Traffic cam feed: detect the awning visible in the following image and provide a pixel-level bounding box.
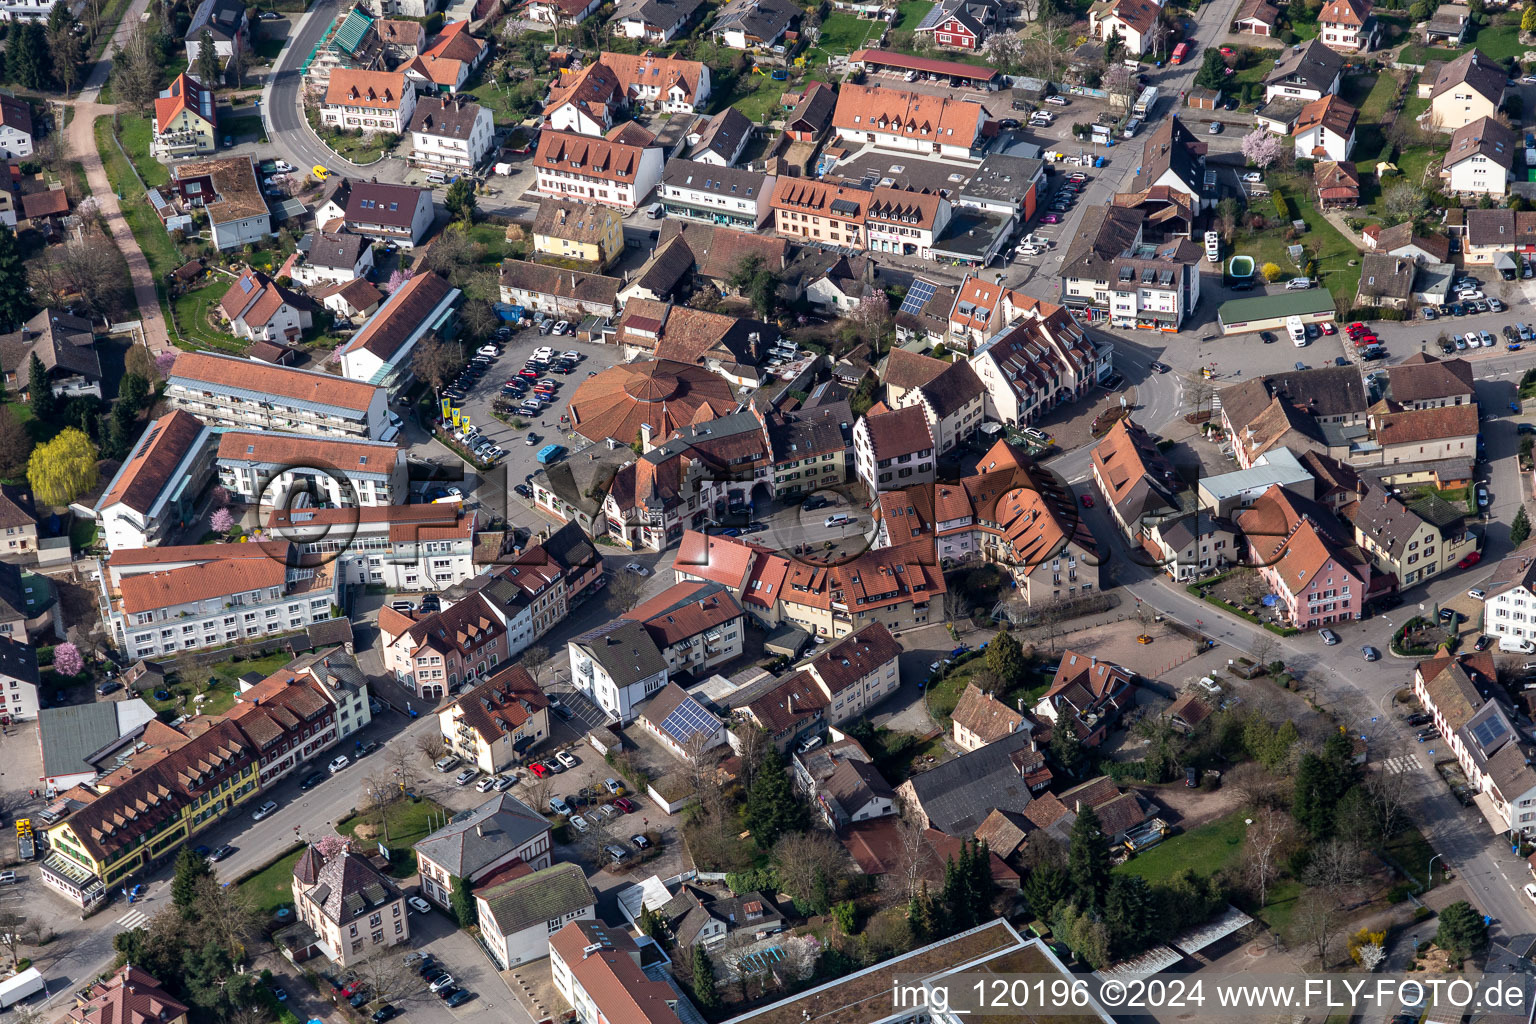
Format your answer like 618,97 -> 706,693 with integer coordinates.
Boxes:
1496,252 -> 1518,271
1473,790 -> 1510,834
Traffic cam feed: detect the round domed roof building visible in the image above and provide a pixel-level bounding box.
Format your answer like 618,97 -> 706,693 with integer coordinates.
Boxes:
567,359 -> 738,447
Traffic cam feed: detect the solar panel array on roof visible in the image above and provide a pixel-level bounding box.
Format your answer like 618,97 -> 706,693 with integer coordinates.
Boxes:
658,696 -> 717,745
333,8 -> 374,54
1471,714 -> 1509,749
900,278 -> 937,315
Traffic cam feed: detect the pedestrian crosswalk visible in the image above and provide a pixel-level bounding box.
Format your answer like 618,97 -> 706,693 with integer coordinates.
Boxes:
115,908 -> 149,932
1382,754 -> 1421,775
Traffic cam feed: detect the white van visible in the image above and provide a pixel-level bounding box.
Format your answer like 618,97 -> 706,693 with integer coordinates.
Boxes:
824,513 -> 851,528
1287,315 -> 1307,347
1204,230 -> 1220,263
1501,637 -> 1536,655
1122,118 -> 1142,138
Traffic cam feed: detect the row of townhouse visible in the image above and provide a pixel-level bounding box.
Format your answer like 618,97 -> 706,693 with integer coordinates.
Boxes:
40,643 -> 371,908
164,351 -> 393,441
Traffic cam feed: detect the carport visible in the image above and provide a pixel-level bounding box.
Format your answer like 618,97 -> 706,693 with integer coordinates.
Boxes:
847,47 -> 1002,90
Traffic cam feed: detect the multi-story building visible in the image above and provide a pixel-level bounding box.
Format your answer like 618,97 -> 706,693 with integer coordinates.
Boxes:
1293,94 -> 1357,161
292,845 -> 409,966
1087,0 -> 1160,55
150,73 -> 217,158
966,294 -> 1113,425
765,403 -> 852,499
0,486 -> 36,559
569,619 -> 668,724
0,635 -> 38,724
477,864 -> 596,970
532,129 -> 665,211
498,262 -> 620,320
1263,38 -> 1344,105
268,503 -> 477,591
218,268 -> 311,342
66,967 -> 189,1024
1426,49 -> 1507,132
408,94 -> 494,170
1090,417 -> 1188,546
293,231 -> 374,287
1480,552 -> 1536,647
775,539 -> 945,640
853,405 -> 935,495
185,0 -> 246,66
1236,485 -> 1367,628
1035,651 -> 1137,745
380,592 -> 508,700
94,410 -> 216,553
215,431 -> 406,508
949,682 -> 1028,752
1318,0 -> 1376,52
532,199 -> 625,268
551,921 -> 684,1024
1351,483 -> 1475,591
588,50 -> 710,111
414,793 -> 552,907
609,0 -> 704,42
166,351 -> 392,440
658,160 -> 775,229
321,69 -> 417,134
171,158 -> 272,250
466,546 -> 571,658
100,542 -> 342,659
1058,207 -> 1203,330
1441,115 -> 1516,197
224,653 -> 355,786
403,21 -> 488,94
438,665 -> 550,774
865,186 -> 951,259
770,177 -> 868,249
621,581 -> 745,676
1370,402 -> 1480,465
883,349 -> 986,454
802,621 -> 902,722
314,178 -> 436,248
831,84 -> 985,158
339,270 -> 460,400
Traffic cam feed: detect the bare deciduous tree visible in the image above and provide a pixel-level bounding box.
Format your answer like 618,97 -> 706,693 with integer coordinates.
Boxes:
193,875 -> 260,960
416,732 -> 447,761
1295,891 -> 1341,966
520,644 -> 551,686
1365,768 -> 1410,839
607,572 -> 647,615
772,831 -> 850,908
1303,838 -> 1366,908
0,911 -> 27,966
892,801 -> 930,903
1242,806 -> 1294,909
350,946 -> 419,1008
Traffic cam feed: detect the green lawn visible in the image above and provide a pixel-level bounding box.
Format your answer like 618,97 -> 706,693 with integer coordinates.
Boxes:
171,276 -> 249,355
69,518 -> 98,552
728,73 -> 796,123
222,114 -> 268,144
1114,812 -> 1247,884
237,845 -> 304,913
1236,174 -> 1362,308
894,0 -> 934,31
816,12 -> 881,53
203,651 -> 298,690
1356,73 -> 1398,124
254,35 -> 287,62
115,113 -> 170,189
338,797 -> 448,877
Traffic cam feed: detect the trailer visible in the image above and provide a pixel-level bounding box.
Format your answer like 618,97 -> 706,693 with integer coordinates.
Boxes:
15,819 -> 33,861
0,968 -> 45,1009
536,444 -> 566,465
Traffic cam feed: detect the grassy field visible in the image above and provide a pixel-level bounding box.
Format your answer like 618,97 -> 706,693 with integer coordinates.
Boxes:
1236,173 -> 1362,306
116,113 -> 171,189
817,12 -> 881,53
222,114 -> 268,144
238,845 -> 304,913
144,650 -> 294,716
895,0 -> 934,30
727,72 -> 796,123
339,797 -> 448,876
171,276 -> 248,355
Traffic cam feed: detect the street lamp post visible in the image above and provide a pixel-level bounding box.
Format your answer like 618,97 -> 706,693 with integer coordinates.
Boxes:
1428,852 -> 1444,890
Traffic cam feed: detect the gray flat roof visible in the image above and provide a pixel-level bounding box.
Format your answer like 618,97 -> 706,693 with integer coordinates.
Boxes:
833,153 -> 970,197
38,700 -> 156,779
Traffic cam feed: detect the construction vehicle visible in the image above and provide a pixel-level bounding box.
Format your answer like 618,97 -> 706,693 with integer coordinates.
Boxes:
15,819 -> 33,861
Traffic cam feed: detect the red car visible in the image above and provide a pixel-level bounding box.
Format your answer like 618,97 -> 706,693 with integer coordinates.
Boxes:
518,368 -> 540,378
1458,551 -> 1482,569
613,797 -> 636,814
341,983 -> 364,998
529,762 -> 550,778
1348,322 -> 1367,333
1354,335 -> 1379,347
1320,322 -> 1337,335
1080,494 -> 1094,508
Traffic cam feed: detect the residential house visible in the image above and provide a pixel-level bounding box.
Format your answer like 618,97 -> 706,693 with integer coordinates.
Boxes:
1355,253 -> 1416,311
595,51 -> 711,112
93,410 -> 216,553
853,404 -> 935,494
403,21 -> 488,94
1059,776 -> 1157,843
608,0 -> 705,43
0,635 -> 38,723
801,621 -> 903,722
65,968 -> 188,1024
499,262 -> 620,319
1370,402 -> 1480,464
710,0 -> 798,48
1035,649 -> 1137,745
315,179 -> 435,247
550,921 -> 686,1024
635,682 -> 727,761
476,863 -> 597,970
1364,221 -> 1451,264
527,0 -> 604,25
438,665 -> 551,774
532,129 -> 665,211
150,74 -> 216,159
1263,39 -> 1344,104
339,270 -> 460,400
1294,94 -> 1357,161
1318,0 -> 1376,52
895,730 -> 1037,835
99,542 -> 342,659
0,486 -> 37,559
1482,552 -> 1536,646
218,268 -> 311,343
1091,417 -> 1188,545
913,0 -> 998,50
770,177 -> 868,250
803,254 -> 881,312
1462,208 -> 1536,265
1426,49 -> 1507,132
1057,205 -> 1203,329
380,593 -> 508,700
171,157 -> 272,250
883,348 -> 986,454
831,85 -> 985,158
967,292 -> 1114,421
658,160 -> 774,229
0,308 -> 104,400
1125,116 -> 1212,211
765,403 -> 853,499
865,186 -> 952,260
1088,0 -> 1161,56
793,738 -> 899,830
654,882 -> 786,949
784,81 -> 837,142
291,845 -> 409,965
185,0 -> 246,66
543,61 -> 626,136
621,581 -> 745,678
743,671 -> 830,751
1442,115 -> 1516,196
294,231 -> 374,286
1351,483 -> 1475,590
321,69 -> 417,134
1385,352 -> 1476,409
1424,2 -> 1471,44
1236,484 -> 1368,627
1217,365 -> 1369,469
568,618 -> 668,724
1142,511 -> 1241,581
414,792 -> 553,907
686,106 -> 753,165
1231,0 -> 1280,35
1315,160 -> 1361,209
301,6 -> 387,95
950,682 -> 1028,752
532,199 -> 624,268
215,430 -> 406,508
0,96 -> 28,158
408,94 -> 494,170
166,351 -> 391,439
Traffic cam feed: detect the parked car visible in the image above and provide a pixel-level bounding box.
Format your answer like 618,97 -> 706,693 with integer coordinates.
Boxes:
556,750 -> 578,769
1457,551 -> 1482,568
328,754 -> 351,774
549,796 -> 572,815
407,896 -> 431,914
300,770 -> 325,790
570,815 -> 590,833
445,991 -> 474,1008
429,975 -> 456,994
455,768 -> 480,786
614,797 -> 637,813
1362,646 -> 1380,662
631,834 -> 652,850
434,755 -> 460,772
1320,629 -> 1341,645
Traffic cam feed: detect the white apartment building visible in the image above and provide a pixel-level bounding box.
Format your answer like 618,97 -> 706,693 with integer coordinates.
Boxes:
408,94 -> 494,171
93,410 -> 217,554
100,543 -> 343,659
568,619 -> 668,724
321,70 -> 417,134
657,159 -> 774,229
852,405 -> 935,496
532,131 -> 665,211
621,581 -> 745,676
215,431 -> 407,508
1481,552 -> 1536,646
805,621 -> 902,723
166,351 -> 392,440
267,504 -> 477,591
551,921 -> 684,1024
